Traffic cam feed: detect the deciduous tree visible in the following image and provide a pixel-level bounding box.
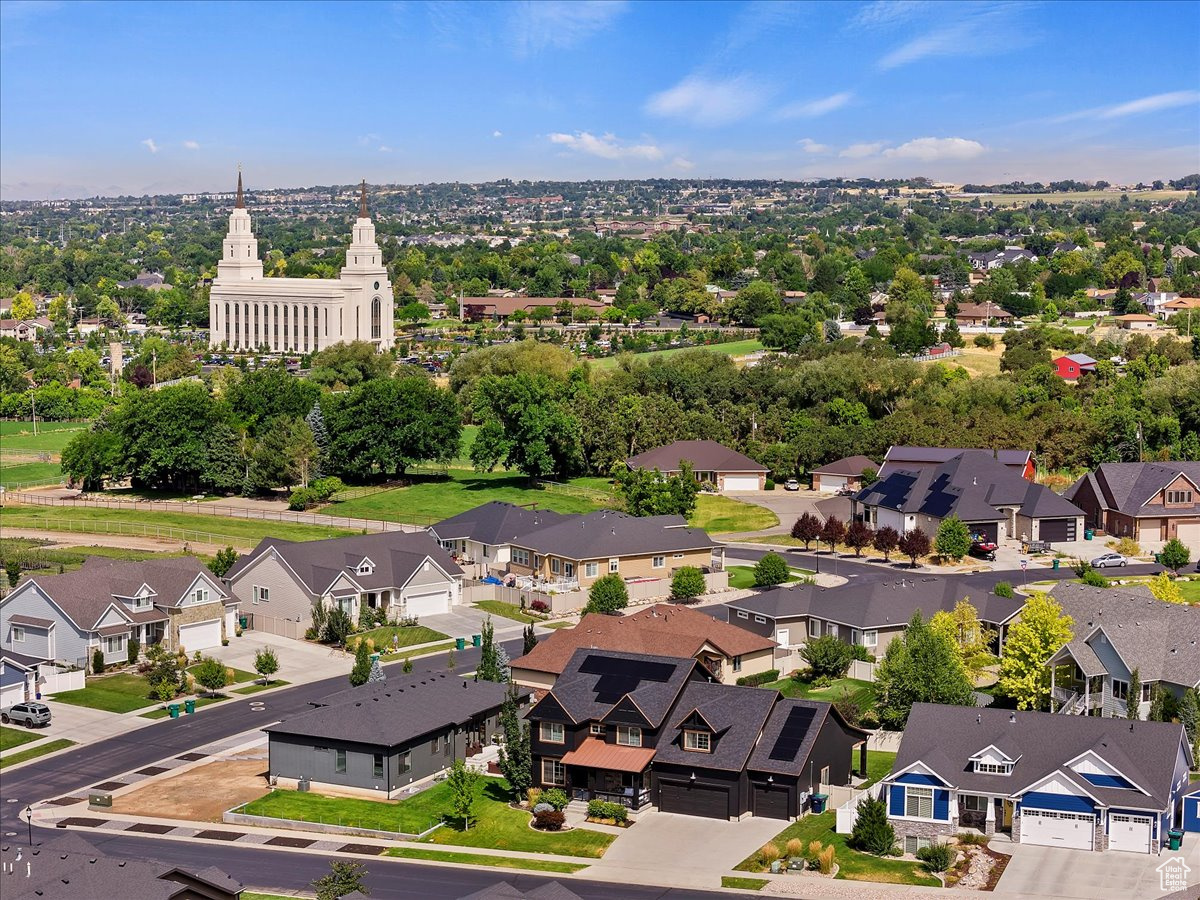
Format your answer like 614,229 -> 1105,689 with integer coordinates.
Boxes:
791,512 -> 821,550
997,592 -> 1073,710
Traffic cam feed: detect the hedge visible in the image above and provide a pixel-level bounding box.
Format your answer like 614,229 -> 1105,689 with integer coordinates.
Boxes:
735,668 -> 779,687
586,799 -> 628,822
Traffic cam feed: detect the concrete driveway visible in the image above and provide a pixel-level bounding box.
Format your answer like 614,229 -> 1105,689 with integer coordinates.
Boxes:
993,834 -> 1200,899
720,490 -> 823,538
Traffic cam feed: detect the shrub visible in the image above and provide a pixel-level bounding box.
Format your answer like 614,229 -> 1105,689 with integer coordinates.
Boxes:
934,515 -> 971,561
850,643 -> 872,662
585,573 -> 628,614
849,795 -> 895,855
956,832 -> 989,846
586,799 -> 628,822
973,334 -> 994,349
785,838 -> 805,859
670,566 -> 706,603
541,787 -> 569,811
532,802 -> 554,814
833,686 -> 862,726
753,552 -> 790,587
994,581 -> 1014,598
806,840 -> 823,869
1160,537 -> 1192,575
801,633 -> 853,678
764,479 -> 775,491
193,656 -> 231,696
1114,537 -> 1141,557
127,637 -> 140,666
735,668 -> 780,687
759,842 -> 781,867
858,709 -> 881,729
526,788 -> 542,808
92,648 -> 105,675
818,844 -> 836,875
529,599 -> 550,614
533,809 -> 565,831
1081,567 -> 1110,588
288,487 -> 318,511
917,842 -> 955,872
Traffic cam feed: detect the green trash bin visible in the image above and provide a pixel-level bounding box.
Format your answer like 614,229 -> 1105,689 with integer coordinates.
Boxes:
239,615 -> 248,629
472,634 -> 482,647
1052,558 -> 1060,570
455,637 -> 466,651
1167,829 -> 1183,851
184,699 -> 196,715
1084,529 -> 1094,540
811,793 -> 828,814
168,704 -> 180,719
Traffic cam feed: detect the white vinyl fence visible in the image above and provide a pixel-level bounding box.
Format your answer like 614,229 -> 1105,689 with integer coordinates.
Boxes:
38,664 -> 86,696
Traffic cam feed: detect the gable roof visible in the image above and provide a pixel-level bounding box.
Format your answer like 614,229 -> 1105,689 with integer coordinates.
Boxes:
226,530 -> 462,595
1065,462 -> 1200,518
512,604 -> 774,676
626,440 -> 767,474
878,445 -> 1032,478
748,698 -> 868,776
954,302 -> 1014,319
812,455 -> 878,477
512,509 -> 716,560
538,648 -> 698,728
654,681 -> 778,772
429,501 -> 569,545
890,703 -> 1189,812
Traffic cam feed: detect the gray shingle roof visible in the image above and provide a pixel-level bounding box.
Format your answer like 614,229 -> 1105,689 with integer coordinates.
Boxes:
626,440 -> 767,474
813,455 -> 878,477
880,446 -> 1032,477
513,510 -> 716,560
654,681 -> 778,772
544,649 -> 698,727
1066,462 -> 1200,518
457,882 -> 584,900
430,501 -> 569,545
748,698 -> 866,776
891,703 -> 1189,812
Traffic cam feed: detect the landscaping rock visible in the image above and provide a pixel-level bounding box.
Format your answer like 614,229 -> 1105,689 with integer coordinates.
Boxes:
951,845 -> 996,891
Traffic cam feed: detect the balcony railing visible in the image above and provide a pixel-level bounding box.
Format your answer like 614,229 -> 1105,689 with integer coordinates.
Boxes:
573,788 -> 650,810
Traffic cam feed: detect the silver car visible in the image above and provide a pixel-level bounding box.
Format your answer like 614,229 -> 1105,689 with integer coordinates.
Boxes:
1090,552 -> 1128,568
1,701 -> 52,728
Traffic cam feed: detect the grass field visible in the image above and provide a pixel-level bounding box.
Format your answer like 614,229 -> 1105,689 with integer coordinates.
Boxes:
0,738 -> 75,769
721,876 -> 768,890
589,339 -> 764,370
764,676 -> 877,713
727,565 -> 811,590
949,189 -> 1192,207
0,461 -> 62,488
380,640 -> 456,662
354,624 -> 449,651
0,725 -> 42,751
691,494 -> 778,533
51,672 -> 156,713
0,420 -> 89,450
0,538 -> 203,573
1177,579 -> 1200,603
244,783 -> 451,835
473,600 -> 539,624
141,695 -> 230,719
929,344 -> 1005,378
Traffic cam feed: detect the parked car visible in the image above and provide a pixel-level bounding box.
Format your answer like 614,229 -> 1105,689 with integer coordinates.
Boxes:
968,541 -> 998,561
784,478 -> 800,491
1,701 -> 52,728
1090,552 -> 1128,568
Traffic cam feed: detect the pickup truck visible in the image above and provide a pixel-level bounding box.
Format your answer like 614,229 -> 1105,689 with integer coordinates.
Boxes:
1,701 -> 52,728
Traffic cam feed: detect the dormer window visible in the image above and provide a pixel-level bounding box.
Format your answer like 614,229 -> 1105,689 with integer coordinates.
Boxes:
683,730 -> 711,753
974,761 -> 1012,775
357,559 -> 374,576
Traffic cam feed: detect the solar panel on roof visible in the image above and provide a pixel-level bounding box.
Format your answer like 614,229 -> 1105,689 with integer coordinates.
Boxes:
578,654 -> 678,704
769,705 -> 816,761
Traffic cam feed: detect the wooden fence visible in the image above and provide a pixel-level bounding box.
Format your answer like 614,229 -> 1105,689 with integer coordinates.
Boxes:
0,515 -> 262,549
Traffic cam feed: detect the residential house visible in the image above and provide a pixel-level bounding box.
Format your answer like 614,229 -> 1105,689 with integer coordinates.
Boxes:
1184,781 -> 1200,834
1047,582 -> 1200,717
626,439 -> 769,492
967,248 -> 1038,270
1064,462 -> 1200,550
0,317 -> 51,342
429,502 -> 568,575
529,649 -> 867,819
1135,291 -> 1180,317
812,456 -> 878,494
1115,314 -> 1157,330
116,271 -> 169,290
953,302 -> 1015,327
0,557 -> 235,669
510,603 -> 777,691
1053,353 -> 1098,381
458,882 -> 583,900
265,674 -> 527,799
725,576 -> 1023,661
0,650 -> 43,707
856,450 -> 1084,544
1051,241 -> 1083,255
878,446 -> 1036,481
224,531 -> 463,637
883,704 -> 1193,853
460,296 -> 606,323
1162,296 -> 1200,319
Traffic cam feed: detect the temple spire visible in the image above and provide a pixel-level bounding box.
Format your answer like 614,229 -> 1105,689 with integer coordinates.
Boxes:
359,179 -> 368,218
235,167 -> 244,209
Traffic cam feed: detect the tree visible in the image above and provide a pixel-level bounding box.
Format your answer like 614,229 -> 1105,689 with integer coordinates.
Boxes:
670,566 -> 706,603
254,646 -> 279,685
586,573 -> 629,614
399,301 -> 430,325
497,688 -> 532,799
322,606 -> 353,645
732,280 -> 781,325
934,516 -> 971,561
873,526 -> 900,562
1148,684 -> 1168,722
476,617 -> 503,682
1127,667 -> 1142,720
819,516 -> 846,553
849,794 -> 895,856
875,612 -> 975,729
305,400 -> 330,479
9,292 -> 36,321
522,623 -> 538,656
469,373 -> 582,480
1147,572 -> 1186,604
898,528 -> 931,568
1178,688 -> 1198,752
311,860 -> 370,900
801,634 -> 853,678
753,552 -> 790,587
845,520 -> 874,558
349,640 -> 371,686
791,512 -> 821,550
998,592 -> 1073,710
209,546 -> 239,578
5,559 -> 21,589
192,656 -> 230,697
930,600 -> 988,678
1159,538 -> 1191,575
612,461 -> 699,518
446,758 -> 482,830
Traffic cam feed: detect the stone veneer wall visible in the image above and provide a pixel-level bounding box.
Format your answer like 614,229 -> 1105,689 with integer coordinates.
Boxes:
169,602 -> 228,648
892,818 -> 957,845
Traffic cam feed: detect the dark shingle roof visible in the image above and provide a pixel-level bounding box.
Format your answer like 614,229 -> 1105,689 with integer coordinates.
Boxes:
543,649 -> 698,727
813,455 -> 878,477
430,501 -> 569,545
879,445 -> 1032,477
457,882 -> 584,900
748,699 -> 866,776
513,510 -> 716,560
626,440 -> 767,474
1066,462 -> 1200,517
654,681 -> 777,771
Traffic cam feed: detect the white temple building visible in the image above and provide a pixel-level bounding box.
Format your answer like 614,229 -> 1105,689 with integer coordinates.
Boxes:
208,175 -> 394,352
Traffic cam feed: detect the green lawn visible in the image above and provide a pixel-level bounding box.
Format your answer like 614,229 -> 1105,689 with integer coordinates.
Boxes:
185,663 -> 256,684
541,621 -> 574,630
0,420 -> 89,452
727,565 -> 811,590
380,640 -> 457,662
0,461 -> 62,488
764,676 -> 877,712
736,811 -> 939,886
473,600 -> 538,624
589,339 -> 765,370
862,750 -> 896,788
0,738 -> 75,769
52,672 -> 157,713
690,494 -> 777,534
141,694 -> 230,718
722,876 -> 768,891
354,624 -> 449,652
0,725 -> 42,751
423,778 -> 615,858
1176,579 -> 1200,603
386,846 -> 588,873
243,783 -> 453,835
233,679 -> 291,695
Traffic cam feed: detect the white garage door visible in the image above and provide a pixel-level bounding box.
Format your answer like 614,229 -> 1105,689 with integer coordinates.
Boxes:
1178,523 -> 1200,553
179,619 -> 222,653
0,680 -> 28,707
1021,809 -> 1095,850
1109,813 -> 1152,853
818,474 -> 848,493
405,590 -> 450,617
723,476 -> 760,492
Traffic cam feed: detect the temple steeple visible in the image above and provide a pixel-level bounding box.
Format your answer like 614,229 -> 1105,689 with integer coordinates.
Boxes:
236,168 -> 245,209
359,179 -> 368,218
216,167 -> 262,283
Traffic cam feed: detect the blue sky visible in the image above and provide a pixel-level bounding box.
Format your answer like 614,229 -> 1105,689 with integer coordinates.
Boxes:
2,0 -> 1198,199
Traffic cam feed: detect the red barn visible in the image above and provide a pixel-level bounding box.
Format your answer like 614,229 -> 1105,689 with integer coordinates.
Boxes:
1053,353 -> 1098,381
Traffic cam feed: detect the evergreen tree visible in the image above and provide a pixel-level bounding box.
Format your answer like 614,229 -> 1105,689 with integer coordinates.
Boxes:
312,861 -> 369,900
1179,688 -> 1199,748
1127,668 -> 1141,720
522,623 -> 538,656
849,795 -> 895,855
1148,684 -> 1166,722
349,640 -> 371,686
305,400 -> 329,479
497,688 -> 533,799
476,616 -> 503,682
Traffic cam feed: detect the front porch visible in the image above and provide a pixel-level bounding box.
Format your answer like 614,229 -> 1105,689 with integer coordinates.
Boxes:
558,738 -> 656,810
957,794 -> 1014,836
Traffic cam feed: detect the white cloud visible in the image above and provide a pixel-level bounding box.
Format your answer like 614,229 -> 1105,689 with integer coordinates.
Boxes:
141,138 -> 158,154
851,0 -> 930,28
798,138 -> 830,154
548,131 -> 663,161
839,142 -> 884,159
182,140 -> 199,150
378,145 -> 393,153
776,91 -> 853,119
882,136 -> 985,161
509,0 -> 627,57
875,2 -> 1035,70
357,133 -> 381,146
670,156 -> 695,171
1100,90 -> 1200,119
492,130 -> 503,138
645,74 -> 767,126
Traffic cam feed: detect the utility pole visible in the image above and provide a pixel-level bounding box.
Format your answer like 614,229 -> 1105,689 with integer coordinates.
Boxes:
152,351 -> 157,387
31,391 -> 37,435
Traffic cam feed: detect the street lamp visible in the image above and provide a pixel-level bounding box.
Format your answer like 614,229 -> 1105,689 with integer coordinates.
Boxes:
24,805 -> 32,847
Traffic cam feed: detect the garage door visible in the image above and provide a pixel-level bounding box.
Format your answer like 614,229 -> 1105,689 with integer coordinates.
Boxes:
818,474 -> 848,493
404,590 -> 450,617
968,522 -> 1000,544
179,619 -> 222,653
1039,518 -> 1077,543
753,784 -> 791,820
658,780 -> 729,819
1178,523 -> 1200,553
722,476 -> 761,492
1108,814 -> 1152,853
1021,809 -> 1095,850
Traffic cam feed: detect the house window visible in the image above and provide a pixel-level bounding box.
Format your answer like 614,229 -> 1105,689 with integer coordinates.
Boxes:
652,556 -> 665,569
551,558 -> 561,575
373,754 -> 385,778
542,758 -> 566,785
736,610 -> 748,619
904,836 -> 932,855
1166,490 -> 1193,504
192,588 -> 208,604
104,636 -> 124,654
398,751 -> 411,774
732,655 -> 742,673
808,619 -> 821,638
10,626 -> 24,643
540,722 -> 565,744
754,615 -> 766,624
827,623 -> 839,638
431,734 -> 441,753
1112,679 -> 1129,701
863,630 -> 878,648
335,749 -> 347,774
963,795 -> 988,812
616,726 -> 642,747
904,786 -> 933,819
584,562 -> 599,578
590,723 -> 605,736
444,733 -> 452,757
1141,682 -> 1152,703
683,730 -> 711,752
609,558 -> 619,573
512,549 -> 530,566
253,586 -> 268,604
974,762 -> 1012,775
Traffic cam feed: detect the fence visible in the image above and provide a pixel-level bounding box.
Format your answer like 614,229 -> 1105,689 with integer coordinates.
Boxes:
848,659 -> 878,682
462,570 -> 729,614
244,612 -> 306,641
911,349 -> 963,362
0,515 -> 262,549
37,663 -> 86,696
835,783 -> 880,834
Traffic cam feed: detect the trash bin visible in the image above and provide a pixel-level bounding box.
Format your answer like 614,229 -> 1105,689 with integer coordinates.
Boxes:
1167,829 -> 1183,851
239,615 -> 248,629
1052,559 -> 1060,570
472,634 -> 482,647
455,637 -> 466,651
1155,553 -> 1162,564
184,699 -> 196,714
1084,529 -> 1094,541
811,793 -> 828,814
168,704 -> 180,719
